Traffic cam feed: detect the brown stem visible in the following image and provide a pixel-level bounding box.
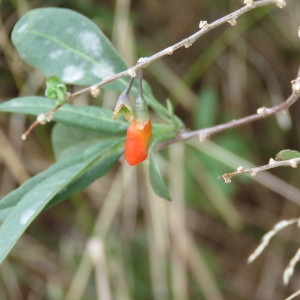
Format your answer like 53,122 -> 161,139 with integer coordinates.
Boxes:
158,90 -> 300,150
22,0 -> 286,139
219,157 -> 300,183
70,0 -> 283,99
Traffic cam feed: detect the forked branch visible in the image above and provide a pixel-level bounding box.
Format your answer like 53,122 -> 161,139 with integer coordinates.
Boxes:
23,0 -> 289,140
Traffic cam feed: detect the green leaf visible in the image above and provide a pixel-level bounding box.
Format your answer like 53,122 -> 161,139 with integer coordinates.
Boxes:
45,76 -> 68,105
51,123 -> 120,160
11,7 -> 184,126
0,96 -> 128,133
143,82 -> 184,128
0,138 -> 124,222
275,149 -> 300,161
194,86 -> 218,129
46,142 -> 123,209
12,7 -> 128,87
0,139 -> 122,263
148,140 -> 171,201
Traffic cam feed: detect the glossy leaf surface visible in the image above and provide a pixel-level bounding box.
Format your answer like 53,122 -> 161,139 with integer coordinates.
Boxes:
12,8 -> 127,87
0,139 -> 123,263
0,96 -> 128,133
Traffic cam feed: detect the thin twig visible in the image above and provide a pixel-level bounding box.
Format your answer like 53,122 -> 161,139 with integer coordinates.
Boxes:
283,247 -> 300,286
158,89 -> 300,150
219,157 -> 300,183
158,68 -> 300,178
70,0 -> 284,99
247,218 -> 299,264
285,289 -> 300,300
21,103 -> 64,140
22,0 -> 287,139
247,217 -> 300,288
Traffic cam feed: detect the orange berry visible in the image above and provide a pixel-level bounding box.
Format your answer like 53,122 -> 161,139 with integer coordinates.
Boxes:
125,120 -> 152,166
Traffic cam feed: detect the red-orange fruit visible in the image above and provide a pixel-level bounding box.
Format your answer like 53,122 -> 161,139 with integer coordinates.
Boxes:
125,120 -> 152,166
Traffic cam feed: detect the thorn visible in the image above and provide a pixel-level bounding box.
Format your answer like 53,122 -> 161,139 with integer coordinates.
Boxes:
199,20 -> 208,29
228,19 -> 237,26
37,114 -> 47,125
225,178 -> 231,183
137,57 -> 147,64
90,86 -> 101,98
244,0 -> 254,5
269,158 -> 276,164
290,159 -> 298,168
291,79 -> 300,94
237,166 -> 244,172
128,69 -> 136,78
257,106 -> 268,116
165,47 -> 174,55
276,0 -> 286,9
184,43 -> 193,48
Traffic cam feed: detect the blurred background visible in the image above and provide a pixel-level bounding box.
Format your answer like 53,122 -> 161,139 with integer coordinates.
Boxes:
0,0 -> 300,299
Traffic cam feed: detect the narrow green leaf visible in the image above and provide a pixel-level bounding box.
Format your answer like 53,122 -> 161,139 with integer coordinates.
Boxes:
46,146 -> 123,209
0,151 -> 82,221
194,86 -> 218,129
12,7 -> 127,88
275,149 -> 300,161
0,208 -> 11,223
143,82 -> 183,128
11,7 -> 184,126
0,163 -> 83,262
51,123 -> 120,160
0,96 -> 128,133
148,141 -> 171,201
0,139 -> 121,262
0,139 -> 123,222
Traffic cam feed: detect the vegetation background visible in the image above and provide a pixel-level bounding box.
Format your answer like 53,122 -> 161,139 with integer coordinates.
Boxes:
0,0 -> 300,299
